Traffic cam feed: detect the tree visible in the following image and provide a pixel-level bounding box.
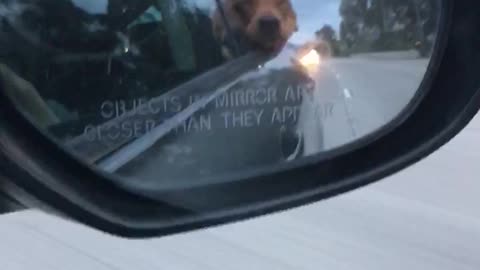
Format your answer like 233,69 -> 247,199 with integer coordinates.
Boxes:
315,25 -> 336,43
338,0 -> 368,51
315,25 -> 342,57
339,0 -> 439,54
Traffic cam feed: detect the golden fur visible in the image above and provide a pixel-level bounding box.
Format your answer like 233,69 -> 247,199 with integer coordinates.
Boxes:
212,0 -> 298,55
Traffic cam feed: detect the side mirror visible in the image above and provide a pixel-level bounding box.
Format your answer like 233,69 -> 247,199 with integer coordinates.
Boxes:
0,0 -> 478,238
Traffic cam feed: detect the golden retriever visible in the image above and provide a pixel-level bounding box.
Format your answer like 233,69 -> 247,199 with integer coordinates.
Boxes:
212,0 -> 298,58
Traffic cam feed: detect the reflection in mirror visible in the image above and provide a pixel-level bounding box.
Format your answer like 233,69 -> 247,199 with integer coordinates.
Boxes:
0,0 -> 441,190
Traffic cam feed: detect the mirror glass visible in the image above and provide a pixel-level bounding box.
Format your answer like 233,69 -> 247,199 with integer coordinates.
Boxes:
0,0 -> 441,190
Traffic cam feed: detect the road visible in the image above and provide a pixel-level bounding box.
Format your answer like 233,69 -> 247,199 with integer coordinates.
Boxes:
303,55 -> 428,152
1,55 -> 479,270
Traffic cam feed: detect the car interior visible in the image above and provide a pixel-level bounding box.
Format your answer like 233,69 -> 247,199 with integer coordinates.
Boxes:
1,0 -> 225,141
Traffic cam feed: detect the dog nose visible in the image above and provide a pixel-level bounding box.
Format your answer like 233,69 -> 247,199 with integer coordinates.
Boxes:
258,16 -> 280,34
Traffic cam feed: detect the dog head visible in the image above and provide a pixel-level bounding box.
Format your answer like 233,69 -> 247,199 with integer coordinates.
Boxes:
213,0 -> 298,53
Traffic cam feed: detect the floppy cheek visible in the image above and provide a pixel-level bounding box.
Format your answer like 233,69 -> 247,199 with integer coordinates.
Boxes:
280,16 -> 297,39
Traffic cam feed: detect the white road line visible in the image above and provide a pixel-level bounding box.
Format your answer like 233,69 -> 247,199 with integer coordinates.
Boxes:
343,88 -> 352,99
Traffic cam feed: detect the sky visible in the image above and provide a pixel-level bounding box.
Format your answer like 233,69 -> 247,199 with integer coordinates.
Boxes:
69,0 -> 343,44
289,0 -> 342,44
71,0 -> 108,14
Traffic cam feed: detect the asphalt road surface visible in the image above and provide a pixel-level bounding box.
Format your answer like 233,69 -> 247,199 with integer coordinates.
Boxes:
1,55 -> 479,270
307,55 -> 428,152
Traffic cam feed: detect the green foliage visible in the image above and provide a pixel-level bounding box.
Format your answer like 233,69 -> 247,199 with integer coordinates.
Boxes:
337,0 -> 439,56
